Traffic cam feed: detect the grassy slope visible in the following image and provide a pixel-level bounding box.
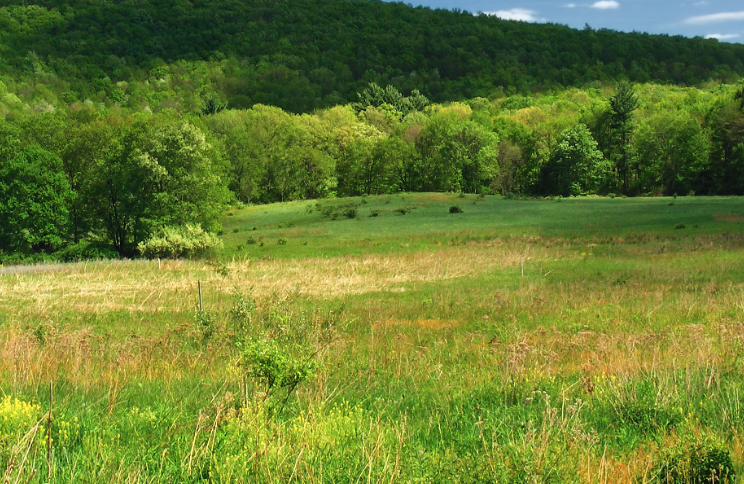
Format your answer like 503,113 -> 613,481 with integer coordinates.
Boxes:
1,194 -> 744,482
220,193 -> 744,259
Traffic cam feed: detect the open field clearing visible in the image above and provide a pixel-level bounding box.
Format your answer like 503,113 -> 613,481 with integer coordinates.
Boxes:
2,194 -> 744,483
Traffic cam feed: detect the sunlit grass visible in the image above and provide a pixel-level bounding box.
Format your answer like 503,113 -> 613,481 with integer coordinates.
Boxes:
1,194 -> 743,482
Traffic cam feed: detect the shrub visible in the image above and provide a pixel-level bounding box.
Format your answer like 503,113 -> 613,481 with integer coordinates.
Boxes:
54,241 -> 118,262
277,238 -> 288,245
246,236 -> 257,244
137,224 -> 223,259
195,310 -> 216,341
242,337 -> 318,405
343,208 -> 357,218
230,294 -> 256,338
652,431 -> 735,483
449,205 -> 464,213
675,223 -> 686,230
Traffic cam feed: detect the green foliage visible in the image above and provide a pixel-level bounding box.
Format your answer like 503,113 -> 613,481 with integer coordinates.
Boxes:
54,240 -> 119,262
542,124 -> 611,196
416,106 -> 499,193
352,83 -> 429,116
200,97 -> 227,116
652,431 -> 736,483
449,205 -> 463,213
195,310 -> 216,341
242,337 -> 318,397
633,111 -> 710,195
609,82 -> 640,192
137,224 -> 223,259
0,0 -> 742,113
0,146 -> 72,254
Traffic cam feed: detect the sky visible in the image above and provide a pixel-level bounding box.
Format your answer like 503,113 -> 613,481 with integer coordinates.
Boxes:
389,0 -> 744,43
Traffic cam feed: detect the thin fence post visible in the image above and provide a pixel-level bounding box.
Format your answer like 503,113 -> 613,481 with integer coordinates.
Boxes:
157,257 -> 161,270
520,258 -> 524,277
47,381 -> 53,480
198,280 -> 203,312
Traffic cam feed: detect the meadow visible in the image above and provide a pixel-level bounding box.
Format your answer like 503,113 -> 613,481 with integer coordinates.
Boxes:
2,193 -> 744,483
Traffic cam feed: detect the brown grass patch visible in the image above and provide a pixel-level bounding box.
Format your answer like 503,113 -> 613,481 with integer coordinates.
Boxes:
373,319 -> 463,330
0,247 -> 523,315
714,212 -> 744,222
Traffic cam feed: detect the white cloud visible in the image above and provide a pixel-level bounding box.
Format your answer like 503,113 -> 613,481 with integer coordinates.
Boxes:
693,1 -> 709,5
686,11 -> 744,24
591,1 -> 620,9
705,33 -> 741,39
565,3 -> 578,7
487,8 -> 540,21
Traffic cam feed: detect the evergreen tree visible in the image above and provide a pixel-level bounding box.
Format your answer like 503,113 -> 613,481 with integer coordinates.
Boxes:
609,82 -> 639,193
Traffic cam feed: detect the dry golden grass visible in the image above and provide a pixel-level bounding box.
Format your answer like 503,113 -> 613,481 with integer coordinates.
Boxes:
0,247 -> 527,316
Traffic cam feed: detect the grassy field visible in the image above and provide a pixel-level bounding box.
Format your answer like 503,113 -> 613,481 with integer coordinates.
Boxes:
2,193 -> 744,483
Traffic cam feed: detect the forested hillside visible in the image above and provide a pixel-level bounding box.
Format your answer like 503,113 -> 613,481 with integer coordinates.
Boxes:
0,0 -> 743,112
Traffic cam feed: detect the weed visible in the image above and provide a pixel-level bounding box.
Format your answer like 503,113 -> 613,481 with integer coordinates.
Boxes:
449,205 -> 464,213
212,262 -> 230,277
651,430 -> 735,483
195,310 -> 216,340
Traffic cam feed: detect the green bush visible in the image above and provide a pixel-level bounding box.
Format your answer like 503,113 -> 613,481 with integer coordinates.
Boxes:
652,432 -> 735,483
449,205 -> 464,213
137,224 -> 223,259
54,241 -> 118,262
242,337 -> 318,401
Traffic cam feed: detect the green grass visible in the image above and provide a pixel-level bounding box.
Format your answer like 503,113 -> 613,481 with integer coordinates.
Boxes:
1,194 -> 744,483
220,194 -> 744,259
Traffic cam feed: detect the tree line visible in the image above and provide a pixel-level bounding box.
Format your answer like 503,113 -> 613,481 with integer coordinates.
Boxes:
1,81 -> 743,260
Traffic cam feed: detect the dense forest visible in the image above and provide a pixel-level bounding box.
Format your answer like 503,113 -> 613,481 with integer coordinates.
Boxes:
0,0 -> 743,112
1,0 -> 744,261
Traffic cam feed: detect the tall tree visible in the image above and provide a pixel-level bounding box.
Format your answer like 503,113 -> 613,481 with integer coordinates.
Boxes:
0,146 -> 72,254
609,82 -> 639,193
541,124 -> 611,197
633,111 -> 710,195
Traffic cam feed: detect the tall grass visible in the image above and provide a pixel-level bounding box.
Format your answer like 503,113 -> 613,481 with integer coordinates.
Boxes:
1,194 -> 743,482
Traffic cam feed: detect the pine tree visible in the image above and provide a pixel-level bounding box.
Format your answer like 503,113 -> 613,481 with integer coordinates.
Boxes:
609,82 -> 639,194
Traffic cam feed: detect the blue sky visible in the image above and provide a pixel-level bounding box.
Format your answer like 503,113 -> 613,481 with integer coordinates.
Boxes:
391,0 -> 744,42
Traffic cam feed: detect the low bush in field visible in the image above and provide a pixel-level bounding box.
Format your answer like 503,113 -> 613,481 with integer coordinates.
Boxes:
137,224 -> 223,259
652,430 -> 735,483
54,241 -> 119,262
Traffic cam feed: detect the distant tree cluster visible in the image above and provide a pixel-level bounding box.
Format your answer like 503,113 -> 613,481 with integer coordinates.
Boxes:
0,110 -> 229,259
